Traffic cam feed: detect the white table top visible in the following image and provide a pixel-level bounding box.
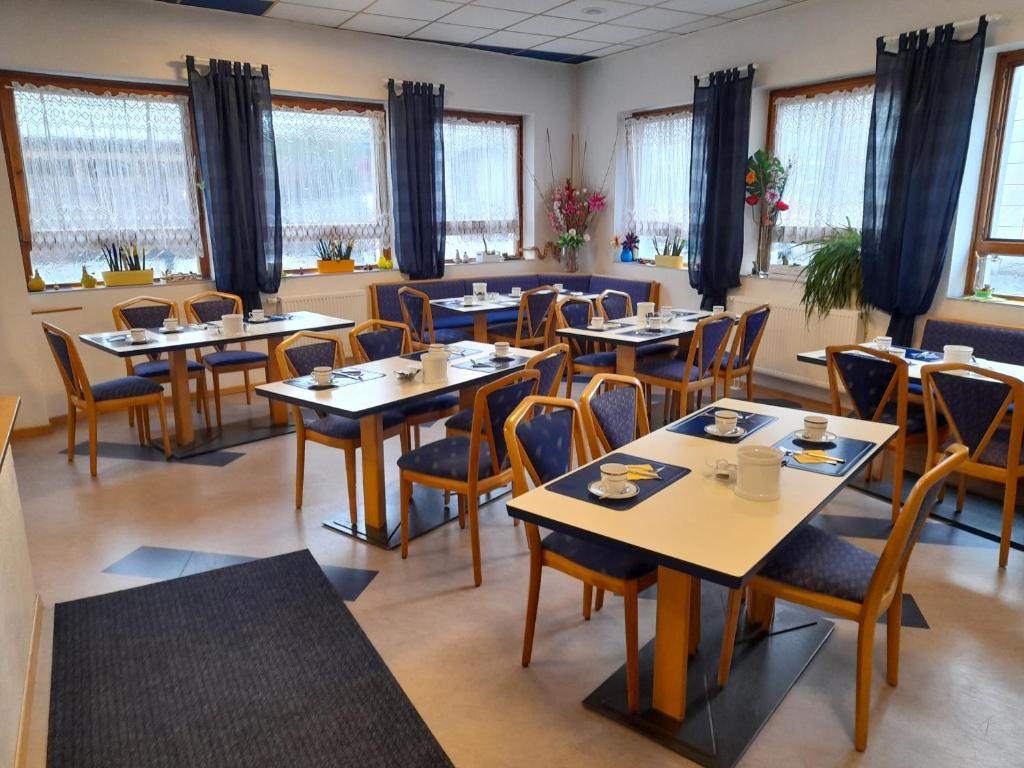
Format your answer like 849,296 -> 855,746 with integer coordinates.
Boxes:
256,340 -> 539,418
80,311 -> 353,358
798,346 -> 1024,385
505,398 -> 896,588
431,291 -> 599,315
556,310 -> 715,348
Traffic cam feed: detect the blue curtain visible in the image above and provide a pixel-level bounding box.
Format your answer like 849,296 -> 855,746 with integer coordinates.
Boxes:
688,66 -> 754,311
861,19 -> 987,345
187,57 -> 282,312
388,80 -> 446,280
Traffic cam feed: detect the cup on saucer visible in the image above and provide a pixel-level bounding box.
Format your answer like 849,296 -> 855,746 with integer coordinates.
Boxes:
591,317 -> 605,330
494,341 -> 511,358
715,410 -> 739,436
646,315 -> 664,331
250,309 -> 265,322
600,463 -> 629,495
944,344 -> 972,364
873,335 -> 892,351
511,286 -> 522,297
162,317 -> 179,332
712,305 -> 725,314
312,366 -> 333,386
803,414 -> 828,441
462,295 -> 476,306
130,328 -> 147,343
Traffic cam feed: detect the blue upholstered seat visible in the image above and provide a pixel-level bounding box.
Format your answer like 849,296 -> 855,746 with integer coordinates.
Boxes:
445,408 -> 475,432
203,349 -> 268,367
488,322 -> 520,338
634,357 -> 702,381
636,342 -> 677,358
306,410 -> 404,440
133,359 -> 203,377
396,437 -> 494,481
542,532 -> 657,580
401,393 -> 459,418
433,327 -> 473,344
574,350 -> 617,368
589,386 -> 639,449
759,524 -> 878,602
91,376 -> 164,402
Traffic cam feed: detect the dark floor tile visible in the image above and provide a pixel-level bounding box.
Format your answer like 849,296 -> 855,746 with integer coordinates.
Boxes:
180,551 -> 256,576
103,546 -> 193,580
878,593 -> 929,629
811,513 -> 995,548
62,441 -> 243,467
319,565 -> 378,601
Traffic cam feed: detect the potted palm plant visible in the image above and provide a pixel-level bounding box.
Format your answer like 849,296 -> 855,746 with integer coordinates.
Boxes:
101,240 -> 154,286
800,222 -> 873,333
315,237 -> 356,273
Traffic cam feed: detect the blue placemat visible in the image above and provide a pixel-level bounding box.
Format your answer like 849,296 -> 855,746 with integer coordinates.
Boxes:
668,407 -> 777,443
772,433 -> 877,477
285,369 -> 385,390
546,452 -> 690,511
401,346 -> 473,362
620,328 -> 666,338
453,355 -> 528,373
901,347 -> 943,362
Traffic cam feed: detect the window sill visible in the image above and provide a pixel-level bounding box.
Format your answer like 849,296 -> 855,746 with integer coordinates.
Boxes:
444,258 -> 534,268
26,277 -> 213,294
281,267 -> 396,279
948,293 -> 1024,309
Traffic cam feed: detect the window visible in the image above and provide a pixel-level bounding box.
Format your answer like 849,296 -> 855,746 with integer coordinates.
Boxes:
0,73 -> 206,285
969,49 -> 1024,298
767,76 -> 874,264
273,98 -> 389,270
623,106 -> 692,262
442,113 -> 521,262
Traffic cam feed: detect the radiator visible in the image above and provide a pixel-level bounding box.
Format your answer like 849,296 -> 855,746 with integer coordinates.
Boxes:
729,297 -> 863,387
272,290 -> 368,323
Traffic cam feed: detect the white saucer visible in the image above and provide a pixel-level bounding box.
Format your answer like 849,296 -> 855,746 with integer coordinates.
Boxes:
247,318 -> 271,324
588,480 -> 639,500
586,325 -> 608,331
705,424 -> 747,438
159,327 -> 184,334
491,354 -> 516,362
794,430 -> 837,444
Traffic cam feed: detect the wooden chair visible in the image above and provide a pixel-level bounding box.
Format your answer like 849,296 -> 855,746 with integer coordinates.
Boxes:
398,369 -> 540,586
556,296 -> 615,398
596,289 -> 676,360
921,363 -> 1024,568
112,296 -> 210,430
183,291 -> 269,428
398,285 -> 472,349
634,313 -> 733,421
276,331 -> 407,523
41,322 -> 170,476
717,445 -> 968,751
826,345 -> 933,521
579,373 -> 651,458
505,395 -> 658,714
488,286 -> 557,350
717,304 -> 770,400
349,319 -> 458,449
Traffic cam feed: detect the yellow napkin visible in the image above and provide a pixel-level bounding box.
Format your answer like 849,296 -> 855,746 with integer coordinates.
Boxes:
792,450 -> 839,465
626,463 -> 659,480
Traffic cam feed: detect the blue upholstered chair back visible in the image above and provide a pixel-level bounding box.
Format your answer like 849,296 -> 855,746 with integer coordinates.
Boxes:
357,328 -> 406,361
930,371 -> 1012,453
697,316 -> 733,376
189,298 -> 238,323
835,353 -> 898,421
400,290 -> 428,342
43,326 -> 85,399
733,306 -> 769,368
284,341 -> 339,376
119,304 -> 173,329
921,319 -> 1024,365
529,348 -> 567,398
589,386 -> 638,450
599,291 -> 631,320
484,377 -> 539,467
514,408 -> 575,484
524,290 -> 556,338
558,299 -> 591,329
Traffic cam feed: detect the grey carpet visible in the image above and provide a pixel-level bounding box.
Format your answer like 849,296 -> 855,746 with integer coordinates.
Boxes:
48,550 -> 452,768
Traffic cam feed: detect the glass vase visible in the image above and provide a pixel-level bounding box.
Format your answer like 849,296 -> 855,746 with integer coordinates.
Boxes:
755,224 -> 774,278
561,244 -> 579,273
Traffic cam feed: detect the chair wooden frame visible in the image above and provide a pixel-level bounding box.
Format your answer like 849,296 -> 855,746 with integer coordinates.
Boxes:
183,291 -> 270,427
488,286 -> 557,349
42,321 -> 170,476
556,296 -> 613,397
505,395 -> 657,714
921,362 -> 1024,568
717,445 -> 968,751
595,289 -> 633,321
717,304 -> 770,400
397,285 -> 444,350
579,373 -> 651,459
276,331 -> 407,524
400,369 -> 541,586
112,296 -> 210,430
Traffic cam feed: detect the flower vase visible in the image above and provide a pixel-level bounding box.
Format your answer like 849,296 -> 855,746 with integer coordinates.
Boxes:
562,244 -> 579,273
755,224 -> 774,278
619,246 -> 634,263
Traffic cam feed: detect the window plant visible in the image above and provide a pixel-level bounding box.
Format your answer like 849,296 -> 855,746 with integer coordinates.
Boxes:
315,237 -> 355,274
100,239 -> 154,286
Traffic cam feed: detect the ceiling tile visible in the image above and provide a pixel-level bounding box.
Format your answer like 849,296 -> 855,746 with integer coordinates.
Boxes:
280,0 -> 372,10
529,37 -> 605,55
362,0 -> 459,22
660,0 -> 756,13
671,15 -> 729,33
507,15 -> 594,36
723,0 -> 792,19
340,12 -> 427,34
442,5 -> 532,29
627,31 -> 678,46
546,1 -> 639,23
409,21 -> 490,43
471,0 -> 564,11
569,24 -> 647,44
473,30 -> 555,50
587,43 -> 632,57
615,7 -> 705,30
264,3 -> 353,25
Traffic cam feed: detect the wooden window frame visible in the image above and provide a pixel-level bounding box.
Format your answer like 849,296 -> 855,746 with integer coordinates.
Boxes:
629,104 -> 693,120
966,48 -> 1024,297
0,70 -> 212,285
765,74 -> 875,154
442,109 -> 524,254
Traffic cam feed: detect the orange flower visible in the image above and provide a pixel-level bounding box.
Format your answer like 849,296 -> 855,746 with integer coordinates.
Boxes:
745,170 -> 756,184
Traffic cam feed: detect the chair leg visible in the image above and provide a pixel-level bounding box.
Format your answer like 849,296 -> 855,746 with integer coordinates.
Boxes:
623,580 -> 640,715
400,476 -> 413,559
594,588 -> 605,612
999,480 -> 1017,569
746,372 -> 754,401
400,425 -> 411,455
583,583 -> 593,620
522,549 -> 542,667
891,444 -> 905,523
854,619 -> 877,752
295,437 -> 306,509
457,494 -> 466,529
156,400 -> 170,458
345,446 -> 358,526
886,593 -> 902,687
87,410 -> 98,477
199,377 -> 211,430
468,493 -> 482,587
128,405 -> 135,428
143,406 -> 152,444
66,405 -> 77,462
717,588 -> 743,687
956,475 -> 967,513
135,406 -> 146,445
212,373 -> 223,427
414,424 -> 421,449
243,369 -> 252,404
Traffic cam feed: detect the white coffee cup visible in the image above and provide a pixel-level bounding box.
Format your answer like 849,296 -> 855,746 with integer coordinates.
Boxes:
250,309 -> 265,322
873,335 -> 892,351
130,328 -> 147,343
312,366 -> 332,386
712,305 -> 725,314
944,344 -> 973,364
735,445 -> 783,501
715,409 -> 739,436
591,316 -> 605,330
462,295 -> 476,306
511,286 -> 522,297
646,315 -> 664,331
600,462 -> 629,495
494,341 -> 511,358
553,283 -> 564,293
636,301 -> 655,321
803,414 -> 828,441
162,317 -> 179,332
222,313 -> 244,336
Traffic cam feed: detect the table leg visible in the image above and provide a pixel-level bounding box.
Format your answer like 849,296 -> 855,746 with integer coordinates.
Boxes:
265,336 -> 289,426
616,346 -> 637,376
168,350 -> 195,447
473,314 -> 489,342
359,412 -> 386,529
459,385 -> 478,410
651,566 -> 692,721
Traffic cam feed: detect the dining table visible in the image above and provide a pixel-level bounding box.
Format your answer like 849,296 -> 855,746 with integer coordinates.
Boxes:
80,311 -> 354,458
431,290 -> 600,342
797,344 -> 1024,384
256,340 -> 538,548
505,397 -> 896,767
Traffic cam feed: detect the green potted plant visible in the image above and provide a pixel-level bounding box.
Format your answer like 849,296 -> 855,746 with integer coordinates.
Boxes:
101,240 -> 154,286
799,222 -> 873,330
653,232 -> 686,269
315,237 -> 355,273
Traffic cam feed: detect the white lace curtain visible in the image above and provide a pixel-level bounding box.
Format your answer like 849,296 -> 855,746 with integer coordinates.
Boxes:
443,117 -> 519,239
12,83 -> 202,258
772,85 -> 873,242
274,106 -> 390,259
624,110 -> 692,239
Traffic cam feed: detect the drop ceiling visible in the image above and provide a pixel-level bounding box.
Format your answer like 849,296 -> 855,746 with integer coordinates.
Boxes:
156,0 -> 807,64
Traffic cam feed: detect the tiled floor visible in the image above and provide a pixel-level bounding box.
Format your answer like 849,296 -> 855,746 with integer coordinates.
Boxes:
13,391 -> 1024,767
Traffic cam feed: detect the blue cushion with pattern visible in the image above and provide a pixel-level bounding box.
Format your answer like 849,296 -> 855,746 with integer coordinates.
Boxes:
514,408 -> 574,482
921,319 -> 1024,365
488,322 -> 521,339
190,299 -> 238,323
943,427 -> 1021,468
559,301 -> 591,329
636,342 -> 677,358
574,350 -> 617,368
445,408 -> 475,432
397,436 -> 495,481
119,304 -> 173,329
203,349 -> 268,367
401,393 -> 459,419
635,357 -> 702,382
283,342 -> 337,376
532,350 -> 567,396
376,280 -> 465,323
432,327 -> 473,344
542,532 -> 657,580
598,292 -> 631,320
133,359 -> 203,378
589,275 -> 654,309
758,524 -> 878,602
589,386 -> 639,449
91,376 -> 164,402
357,328 -> 406,361
726,307 -> 769,369
306,410 -> 404,440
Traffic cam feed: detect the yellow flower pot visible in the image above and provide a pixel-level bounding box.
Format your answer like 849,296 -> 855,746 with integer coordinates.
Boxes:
317,259 -> 355,274
101,269 -> 154,286
655,254 -> 686,270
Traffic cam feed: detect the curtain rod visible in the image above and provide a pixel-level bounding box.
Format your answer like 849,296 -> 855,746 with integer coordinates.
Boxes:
880,13 -> 1000,44
694,63 -> 758,83
180,55 -> 273,73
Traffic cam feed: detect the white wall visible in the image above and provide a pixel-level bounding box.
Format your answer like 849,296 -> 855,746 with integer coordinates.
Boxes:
0,0 -> 578,427
576,0 -> 1024,341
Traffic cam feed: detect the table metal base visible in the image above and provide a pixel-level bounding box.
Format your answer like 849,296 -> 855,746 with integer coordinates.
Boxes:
583,582 -> 833,768
157,415 -> 295,460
